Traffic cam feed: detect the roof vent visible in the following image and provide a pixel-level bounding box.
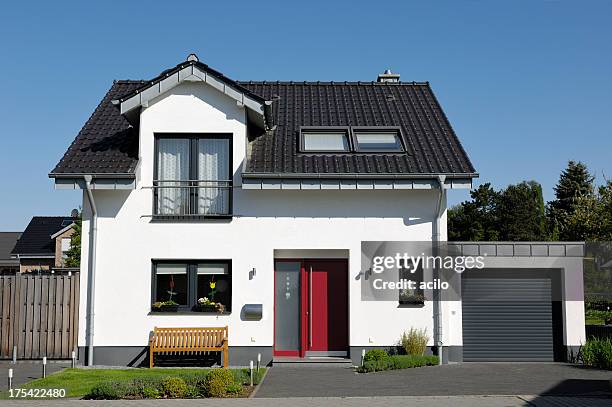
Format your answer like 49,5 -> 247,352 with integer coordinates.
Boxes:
187,53 -> 199,62
377,69 -> 400,83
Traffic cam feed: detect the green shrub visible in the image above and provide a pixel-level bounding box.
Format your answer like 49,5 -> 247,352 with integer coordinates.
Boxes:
390,354 -> 438,369
204,369 -> 236,397
141,386 -> 160,399
400,328 -> 429,356
358,354 -> 438,373
581,338 -> 612,370
86,381 -> 127,400
161,377 -> 188,398
226,382 -> 243,394
184,385 -> 201,398
363,349 -> 390,363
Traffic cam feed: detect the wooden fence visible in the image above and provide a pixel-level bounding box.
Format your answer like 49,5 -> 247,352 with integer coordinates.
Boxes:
0,273 -> 79,359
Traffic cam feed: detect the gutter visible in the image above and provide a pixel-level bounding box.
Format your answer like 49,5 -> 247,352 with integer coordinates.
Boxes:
83,175 -> 98,366
241,172 -> 479,180
433,175 -> 446,365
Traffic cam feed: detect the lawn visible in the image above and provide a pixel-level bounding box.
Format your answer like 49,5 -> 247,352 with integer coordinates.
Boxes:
2,367 -> 266,399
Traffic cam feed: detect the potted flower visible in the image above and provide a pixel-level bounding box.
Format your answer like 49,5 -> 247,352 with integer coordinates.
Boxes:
194,280 -> 225,313
195,297 -> 218,312
399,291 -> 425,305
152,276 -> 180,312
152,300 -> 179,312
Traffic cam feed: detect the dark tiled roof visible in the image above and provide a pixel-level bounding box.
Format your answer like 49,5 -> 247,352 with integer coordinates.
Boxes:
50,81 -> 143,175
11,217 -> 76,256
115,60 -> 266,106
0,232 -> 21,265
239,81 -> 475,176
51,64 -> 476,178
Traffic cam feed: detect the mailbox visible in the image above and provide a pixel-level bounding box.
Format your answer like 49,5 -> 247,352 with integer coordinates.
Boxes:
242,304 -> 263,321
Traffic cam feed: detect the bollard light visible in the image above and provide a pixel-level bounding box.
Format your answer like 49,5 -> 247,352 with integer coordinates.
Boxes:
361,349 -> 366,366
8,368 -> 13,390
249,360 -> 254,386
71,351 -> 76,368
257,353 -> 261,372
42,356 -> 47,378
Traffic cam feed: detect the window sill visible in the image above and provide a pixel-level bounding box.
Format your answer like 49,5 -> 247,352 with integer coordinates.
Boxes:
148,311 -> 231,316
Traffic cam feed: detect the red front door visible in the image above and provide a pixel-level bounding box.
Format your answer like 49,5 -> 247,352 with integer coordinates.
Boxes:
274,259 -> 348,357
303,260 -> 349,355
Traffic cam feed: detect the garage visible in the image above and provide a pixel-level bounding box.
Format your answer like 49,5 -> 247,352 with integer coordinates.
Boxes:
462,269 -> 561,362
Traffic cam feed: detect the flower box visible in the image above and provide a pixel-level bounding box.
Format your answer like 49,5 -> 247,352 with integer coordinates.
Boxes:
151,303 -> 179,312
195,304 -> 218,313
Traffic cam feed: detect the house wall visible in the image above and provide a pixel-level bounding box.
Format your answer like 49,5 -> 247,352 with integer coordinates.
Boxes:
19,258 -> 54,273
54,228 -> 75,268
77,82 -> 447,365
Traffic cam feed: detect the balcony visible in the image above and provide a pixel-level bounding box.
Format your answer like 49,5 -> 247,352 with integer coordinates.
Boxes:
152,180 -> 232,219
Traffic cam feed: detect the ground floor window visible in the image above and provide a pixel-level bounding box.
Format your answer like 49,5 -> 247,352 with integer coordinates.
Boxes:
152,260 -> 231,312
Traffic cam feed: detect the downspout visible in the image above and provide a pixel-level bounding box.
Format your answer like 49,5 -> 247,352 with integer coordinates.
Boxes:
83,175 -> 98,366
433,175 -> 446,365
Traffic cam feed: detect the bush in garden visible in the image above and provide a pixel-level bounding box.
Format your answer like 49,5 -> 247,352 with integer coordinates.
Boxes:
141,386 -> 160,399
581,338 -> 612,370
86,381 -> 127,399
358,354 -> 439,373
363,349 -> 390,363
226,382 -> 243,394
161,377 -> 188,398
401,328 -> 429,356
203,368 -> 236,397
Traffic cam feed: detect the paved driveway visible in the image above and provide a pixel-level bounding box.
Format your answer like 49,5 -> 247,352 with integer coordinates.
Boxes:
255,363 -> 612,398
0,361 -> 71,390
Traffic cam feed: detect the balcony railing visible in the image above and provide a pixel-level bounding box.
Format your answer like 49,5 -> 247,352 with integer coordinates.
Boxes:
153,180 -> 232,217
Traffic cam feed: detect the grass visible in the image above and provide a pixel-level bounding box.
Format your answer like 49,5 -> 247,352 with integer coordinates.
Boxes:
585,309 -> 612,325
1,367 -> 266,399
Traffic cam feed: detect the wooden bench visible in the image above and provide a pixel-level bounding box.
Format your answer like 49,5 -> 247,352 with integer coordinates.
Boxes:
149,326 -> 228,368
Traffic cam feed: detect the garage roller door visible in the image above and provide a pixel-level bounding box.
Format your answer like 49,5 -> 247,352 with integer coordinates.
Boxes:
462,273 -> 553,361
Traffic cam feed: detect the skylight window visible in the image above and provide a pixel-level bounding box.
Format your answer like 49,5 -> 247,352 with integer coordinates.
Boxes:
301,131 -> 349,152
354,131 -> 404,152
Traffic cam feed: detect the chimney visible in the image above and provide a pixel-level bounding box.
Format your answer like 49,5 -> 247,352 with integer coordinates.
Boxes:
377,69 -> 400,83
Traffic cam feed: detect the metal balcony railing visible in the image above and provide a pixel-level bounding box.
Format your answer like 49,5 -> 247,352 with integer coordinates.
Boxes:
153,180 -> 232,217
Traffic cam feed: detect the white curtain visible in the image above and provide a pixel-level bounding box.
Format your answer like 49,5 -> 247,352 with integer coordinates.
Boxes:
198,139 -> 229,214
157,139 -> 190,215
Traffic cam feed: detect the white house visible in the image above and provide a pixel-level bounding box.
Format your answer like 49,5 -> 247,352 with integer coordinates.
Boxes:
50,55 -> 584,366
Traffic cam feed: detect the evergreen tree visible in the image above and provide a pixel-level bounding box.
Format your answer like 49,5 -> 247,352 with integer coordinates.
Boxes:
551,161 -> 595,212
548,161 -> 595,241
497,181 -> 547,241
448,183 -> 500,241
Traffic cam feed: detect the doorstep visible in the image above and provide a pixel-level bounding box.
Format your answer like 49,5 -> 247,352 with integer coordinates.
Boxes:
272,356 -> 353,367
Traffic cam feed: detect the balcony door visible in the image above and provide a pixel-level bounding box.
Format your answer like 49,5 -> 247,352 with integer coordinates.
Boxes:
155,134 -> 231,217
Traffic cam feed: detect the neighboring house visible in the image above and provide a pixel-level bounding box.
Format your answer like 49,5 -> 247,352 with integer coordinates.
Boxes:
0,232 -> 21,273
11,216 -> 77,273
49,54 -> 584,366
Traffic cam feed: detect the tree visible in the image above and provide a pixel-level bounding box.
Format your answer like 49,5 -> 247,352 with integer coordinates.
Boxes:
65,216 -> 82,267
563,181 -> 612,241
547,161 -> 595,240
497,181 -> 548,241
448,183 -> 500,241
449,181 -> 548,241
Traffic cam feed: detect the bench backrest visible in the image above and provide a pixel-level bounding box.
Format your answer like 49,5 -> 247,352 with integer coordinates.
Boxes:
151,327 -> 228,350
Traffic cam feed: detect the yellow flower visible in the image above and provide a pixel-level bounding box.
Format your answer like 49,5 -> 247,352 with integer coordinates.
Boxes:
209,281 -> 216,289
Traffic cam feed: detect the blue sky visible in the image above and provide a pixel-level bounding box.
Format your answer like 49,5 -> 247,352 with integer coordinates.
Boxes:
0,1 -> 610,230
